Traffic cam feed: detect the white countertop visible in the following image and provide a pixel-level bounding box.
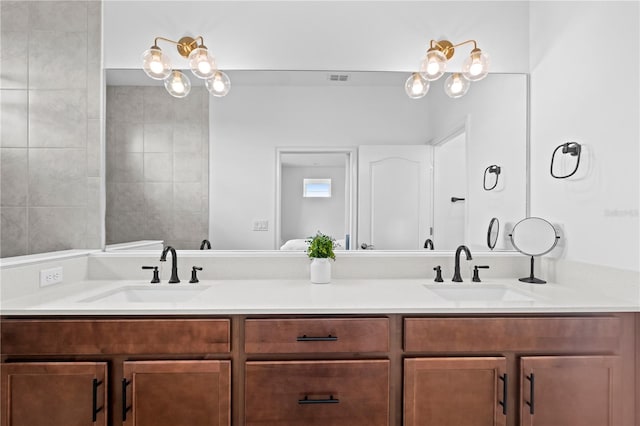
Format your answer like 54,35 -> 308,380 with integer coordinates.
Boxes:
2,278 -> 638,315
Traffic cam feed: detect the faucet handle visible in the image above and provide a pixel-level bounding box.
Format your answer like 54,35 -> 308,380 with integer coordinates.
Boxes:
142,266 -> 160,284
472,265 -> 490,282
189,266 -> 203,284
433,266 -> 444,282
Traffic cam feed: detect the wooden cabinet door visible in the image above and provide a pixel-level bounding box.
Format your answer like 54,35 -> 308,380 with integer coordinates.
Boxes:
520,356 -> 621,426
122,360 -> 230,426
404,357 -> 507,426
245,360 -> 389,426
1,362 -> 107,426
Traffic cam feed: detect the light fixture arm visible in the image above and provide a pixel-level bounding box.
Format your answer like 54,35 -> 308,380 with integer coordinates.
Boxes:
152,35 -> 206,57
428,39 -> 479,60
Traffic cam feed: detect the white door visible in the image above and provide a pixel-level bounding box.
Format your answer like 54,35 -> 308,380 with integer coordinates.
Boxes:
358,145 -> 432,250
433,132 -> 467,250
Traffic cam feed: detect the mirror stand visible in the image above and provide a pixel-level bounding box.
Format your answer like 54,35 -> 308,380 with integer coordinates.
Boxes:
519,256 -> 546,284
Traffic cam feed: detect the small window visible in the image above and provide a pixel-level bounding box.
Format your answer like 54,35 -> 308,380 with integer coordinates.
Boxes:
303,178 -> 331,198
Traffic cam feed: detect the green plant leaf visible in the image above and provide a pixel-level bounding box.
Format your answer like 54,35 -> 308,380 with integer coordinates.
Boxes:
306,231 -> 336,260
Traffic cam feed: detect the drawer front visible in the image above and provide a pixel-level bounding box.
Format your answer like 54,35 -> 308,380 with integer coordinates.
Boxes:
245,360 -> 389,426
245,318 -> 389,353
404,316 -> 622,353
1,319 -> 230,355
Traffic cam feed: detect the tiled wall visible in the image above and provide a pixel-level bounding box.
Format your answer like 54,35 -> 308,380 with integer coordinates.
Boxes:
105,86 -> 209,250
0,1 -> 103,257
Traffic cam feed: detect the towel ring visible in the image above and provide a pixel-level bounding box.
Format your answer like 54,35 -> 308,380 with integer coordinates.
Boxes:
483,165 -> 501,191
550,142 -> 581,179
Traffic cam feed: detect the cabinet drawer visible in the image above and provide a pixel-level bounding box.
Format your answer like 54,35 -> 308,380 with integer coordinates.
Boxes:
1,319 -> 230,355
245,360 -> 389,426
245,318 -> 389,353
404,316 -> 621,352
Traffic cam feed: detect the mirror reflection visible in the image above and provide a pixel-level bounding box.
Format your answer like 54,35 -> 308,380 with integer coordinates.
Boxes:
105,70 -> 528,251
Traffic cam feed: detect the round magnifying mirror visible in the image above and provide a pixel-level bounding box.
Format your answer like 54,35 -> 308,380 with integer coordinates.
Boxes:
487,217 -> 499,250
510,217 -> 559,284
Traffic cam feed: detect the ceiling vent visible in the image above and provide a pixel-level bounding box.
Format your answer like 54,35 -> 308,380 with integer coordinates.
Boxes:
328,74 -> 349,82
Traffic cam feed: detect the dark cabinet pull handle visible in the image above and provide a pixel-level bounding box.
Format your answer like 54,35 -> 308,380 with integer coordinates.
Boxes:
498,373 -> 507,415
92,379 -> 103,422
122,379 -> 132,421
296,334 -> 338,342
525,373 -> 535,414
298,395 -> 340,404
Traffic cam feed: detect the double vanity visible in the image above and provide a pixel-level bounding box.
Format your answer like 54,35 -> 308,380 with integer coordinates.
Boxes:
1,251 -> 638,426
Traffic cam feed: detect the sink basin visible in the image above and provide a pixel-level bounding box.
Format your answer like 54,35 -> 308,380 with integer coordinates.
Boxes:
79,285 -> 207,304
424,284 -> 536,302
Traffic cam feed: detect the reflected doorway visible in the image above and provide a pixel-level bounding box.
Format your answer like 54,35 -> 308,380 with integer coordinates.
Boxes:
276,148 -> 356,250
433,130 -> 467,250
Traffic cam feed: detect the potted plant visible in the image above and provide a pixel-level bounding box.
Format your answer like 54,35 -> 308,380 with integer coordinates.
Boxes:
306,232 -> 336,284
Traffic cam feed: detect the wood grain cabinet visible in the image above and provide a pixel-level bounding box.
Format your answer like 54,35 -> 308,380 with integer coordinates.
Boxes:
245,360 -> 389,426
1,362 -> 108,426
520,355 -> 621,426
122,360 -> 231,426
404,357 -> 507,426
243,317 -> 391,426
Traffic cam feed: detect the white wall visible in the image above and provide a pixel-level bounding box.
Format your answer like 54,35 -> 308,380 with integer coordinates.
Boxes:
209,84 -> 432,249
427,74 -> 528,251
529,1 -> 639,272
281,166 -> 346,245
104,1 -> 529,73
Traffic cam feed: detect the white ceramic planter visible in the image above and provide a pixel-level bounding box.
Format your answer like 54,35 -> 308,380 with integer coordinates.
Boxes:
309,258 -> 331,284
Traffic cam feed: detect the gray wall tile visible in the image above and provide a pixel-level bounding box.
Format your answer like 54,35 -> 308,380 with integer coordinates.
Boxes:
29,90 -> 88,148
173,182 -> 202,212
143,87 -> 175,123
145,210 -> 174,241
144,123 -> 173,152
29,1 -> 87,32
1,148 -> 28,206
106,210 -> 147,245
0,32 -> 28,89
29,149 -> 88,206
107,182 -> 145,214
1,89 -> 28,147
107,86 -> 143,123
173,211 -> 204,241
116,123 -> 144,152
174,88 -> 205,122
29,31 -> 88,89
1,2 -> 29,32
29,207 -> 87,253
0,207 -> 27,257
86,176 -> 102,248
87,119 -> 102,177
106,151 -> 143,182
144,182 -> 172,215
174,152 -> 202,182
144,152 -> 172,182
173,123 -> 202,153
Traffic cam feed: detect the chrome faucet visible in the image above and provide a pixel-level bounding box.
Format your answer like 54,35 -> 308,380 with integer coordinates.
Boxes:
160,246 -> 180,283
452,245 -> 472,282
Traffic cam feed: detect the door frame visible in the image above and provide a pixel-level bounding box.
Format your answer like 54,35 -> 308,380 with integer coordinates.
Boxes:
275,147 -> 357,250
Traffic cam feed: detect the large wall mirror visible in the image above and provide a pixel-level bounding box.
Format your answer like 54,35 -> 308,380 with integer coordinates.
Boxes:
105,70 -> 528,252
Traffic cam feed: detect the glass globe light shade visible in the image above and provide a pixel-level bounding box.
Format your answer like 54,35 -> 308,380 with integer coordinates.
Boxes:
444,73 -> 470,98
205,71 -> 231,97
462,48 -> 490,81
188,47 -> 217,79
419,48 -> 447,81
164,71 -> 191,98
142,47 -> 171,80
404,73 -> 430,99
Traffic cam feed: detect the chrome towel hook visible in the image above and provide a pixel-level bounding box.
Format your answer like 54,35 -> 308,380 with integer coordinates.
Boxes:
550,142 -> 582,179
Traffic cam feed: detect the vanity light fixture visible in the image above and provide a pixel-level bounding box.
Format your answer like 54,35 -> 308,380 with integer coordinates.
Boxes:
407,39 -> 490,99
141,35 -> 230,98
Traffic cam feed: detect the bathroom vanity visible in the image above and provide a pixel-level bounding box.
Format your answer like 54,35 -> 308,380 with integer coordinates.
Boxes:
1,271 -> 638,426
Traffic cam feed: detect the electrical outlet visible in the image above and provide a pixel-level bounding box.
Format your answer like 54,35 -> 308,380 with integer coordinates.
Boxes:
40,266 -> 63,287
252,220 -> 269,231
